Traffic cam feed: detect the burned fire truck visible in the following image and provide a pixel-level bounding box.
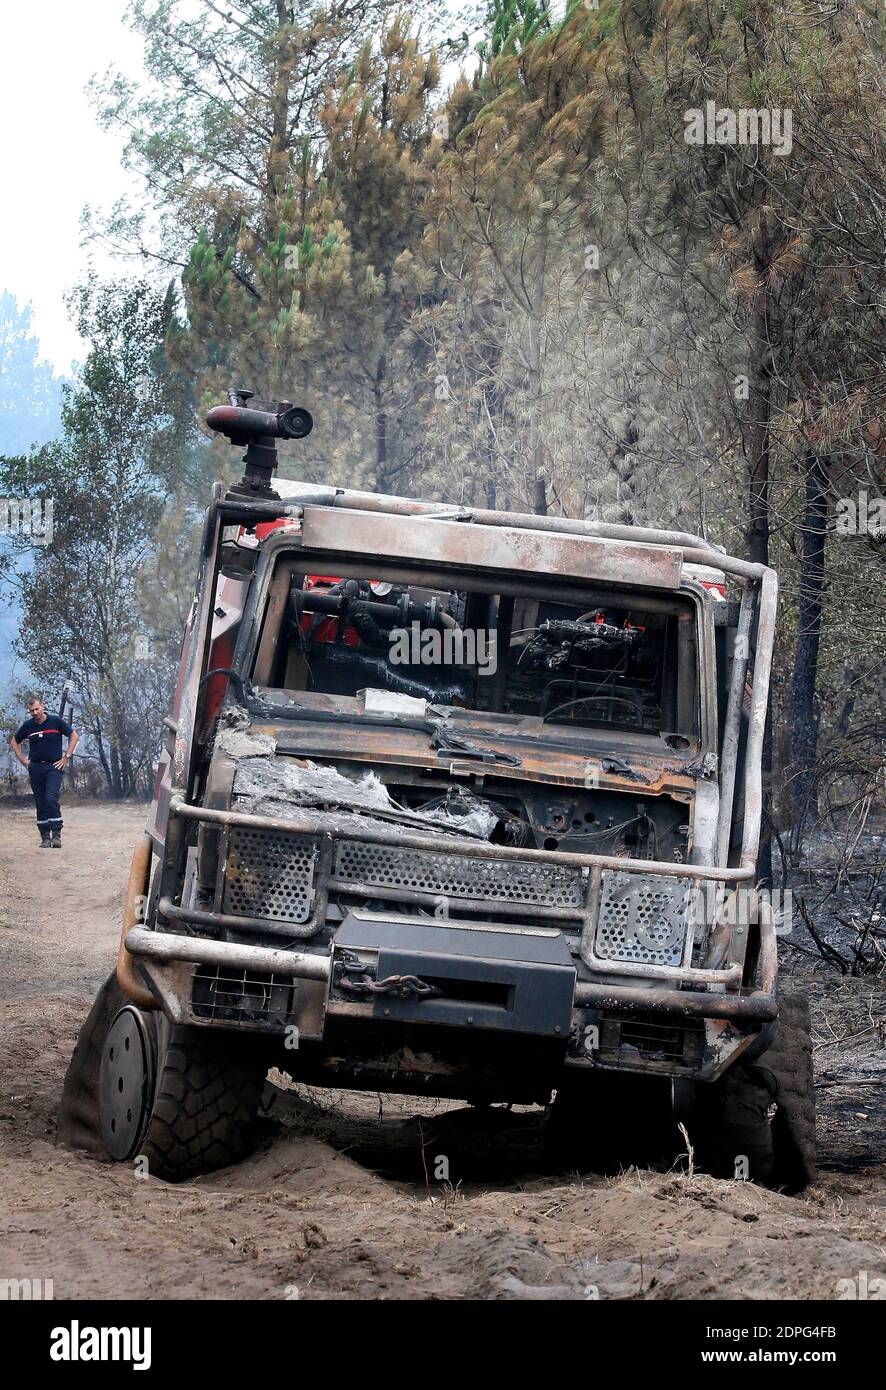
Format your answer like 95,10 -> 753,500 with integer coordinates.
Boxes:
59,392 -> 815,1188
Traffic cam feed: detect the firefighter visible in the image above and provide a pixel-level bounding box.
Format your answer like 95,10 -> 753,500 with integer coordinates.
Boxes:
9,696 -> 79,847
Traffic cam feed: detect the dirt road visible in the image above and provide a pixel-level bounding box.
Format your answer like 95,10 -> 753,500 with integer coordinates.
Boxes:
1,802 -> 884,1300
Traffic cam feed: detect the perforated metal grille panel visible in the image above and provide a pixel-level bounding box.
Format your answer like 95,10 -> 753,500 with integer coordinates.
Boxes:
192,964 -> 293,1029
223,828 -> 318,922
333,840 -> 585,908
594,870 -> 691,965
599,1014 -> 705,1072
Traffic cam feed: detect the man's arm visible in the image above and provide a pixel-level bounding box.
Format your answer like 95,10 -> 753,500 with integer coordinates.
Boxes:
54,728 -> 78,771
10,736 -> 28,769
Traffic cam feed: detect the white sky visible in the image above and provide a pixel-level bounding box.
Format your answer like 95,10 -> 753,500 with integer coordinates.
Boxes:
0,0 -> 146,375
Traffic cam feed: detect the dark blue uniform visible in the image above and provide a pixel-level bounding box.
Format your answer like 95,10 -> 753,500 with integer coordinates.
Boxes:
14,715 -> 73,834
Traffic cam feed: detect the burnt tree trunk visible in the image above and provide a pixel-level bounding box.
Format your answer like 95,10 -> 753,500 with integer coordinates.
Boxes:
266,1 -> 292,192
108,739 -> 123,800
611,418 -> 640,525
533,473 -> 548,516
528,229 -> 548,517
374,351 -> 389,493
787,451 -> 829,838
746,293 -> 774,888
93,723 -> 114,796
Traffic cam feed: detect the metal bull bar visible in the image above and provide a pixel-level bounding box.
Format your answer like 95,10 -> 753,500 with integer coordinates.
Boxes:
125,799 -> 779,1024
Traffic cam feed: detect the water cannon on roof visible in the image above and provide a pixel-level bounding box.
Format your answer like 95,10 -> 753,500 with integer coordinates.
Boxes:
206,389 -> 313,496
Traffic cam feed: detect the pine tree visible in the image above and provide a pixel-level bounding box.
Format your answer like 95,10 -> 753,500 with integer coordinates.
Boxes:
89,2 -> 463,489
600,0 -> 886,847
315,17 -> 442,490
423,2 -> 609,513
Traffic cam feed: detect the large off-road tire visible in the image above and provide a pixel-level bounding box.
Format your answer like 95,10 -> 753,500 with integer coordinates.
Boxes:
756,994 -> 817,1191
691,1057 -> 776,1185
58,972 -> 128,1156
59,971 -> 267,1182
692,993 -> 816,1193
543,1069 -> 679,1174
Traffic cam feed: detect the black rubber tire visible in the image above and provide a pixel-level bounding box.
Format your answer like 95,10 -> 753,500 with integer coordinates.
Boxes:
755,994 -> 817,1192
138,1018 -> 267,1182
58,971 -> 127,1155
691,1058 -> 776,1185
59,971 -> 267,1182
692,992 -> 816,1192
543,1069 -> 679,1174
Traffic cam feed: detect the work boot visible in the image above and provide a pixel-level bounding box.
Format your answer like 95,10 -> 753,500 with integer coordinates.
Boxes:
51,829 -> 62,848
40,831 -> 52,848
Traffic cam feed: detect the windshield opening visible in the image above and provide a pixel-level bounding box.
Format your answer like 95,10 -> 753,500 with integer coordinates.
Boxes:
250,559 -> 698,737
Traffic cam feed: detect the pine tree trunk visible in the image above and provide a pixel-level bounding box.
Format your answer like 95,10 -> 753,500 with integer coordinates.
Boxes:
787,451 -> 829,837
746,303 -> 771,568
93,723 -> 114,796
108,739 -> 123,800
374,353 -> 389,492
746,292 -> 774,887
528,231 -> 548,516
118,715 -> 134,797
533,474 -> 547,515
612,419 -> 639,525
266,2 -> 292,194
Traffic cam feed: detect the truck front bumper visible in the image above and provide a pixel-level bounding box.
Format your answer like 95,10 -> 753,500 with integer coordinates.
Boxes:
125,909 -> 778,1083
129,796 -> 779,1080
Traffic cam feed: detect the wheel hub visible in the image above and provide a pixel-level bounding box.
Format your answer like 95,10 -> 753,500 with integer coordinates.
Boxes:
99,1006 -> 155,1161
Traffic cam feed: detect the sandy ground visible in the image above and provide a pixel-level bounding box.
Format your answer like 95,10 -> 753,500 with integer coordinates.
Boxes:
0,801 -> 884,1301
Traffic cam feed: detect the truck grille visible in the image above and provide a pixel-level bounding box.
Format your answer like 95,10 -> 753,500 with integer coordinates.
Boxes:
593,870 -> 692,966
333,840 -> 586,909
599,1014 -> 706,1072
222,827 -> 318,923
192,963 -> 294,1029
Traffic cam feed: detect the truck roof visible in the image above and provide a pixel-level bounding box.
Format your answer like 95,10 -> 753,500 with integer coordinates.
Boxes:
266,480 -> 753,590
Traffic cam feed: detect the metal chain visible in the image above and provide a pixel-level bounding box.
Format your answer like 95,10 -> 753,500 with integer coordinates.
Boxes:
339,972 -> 440,999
